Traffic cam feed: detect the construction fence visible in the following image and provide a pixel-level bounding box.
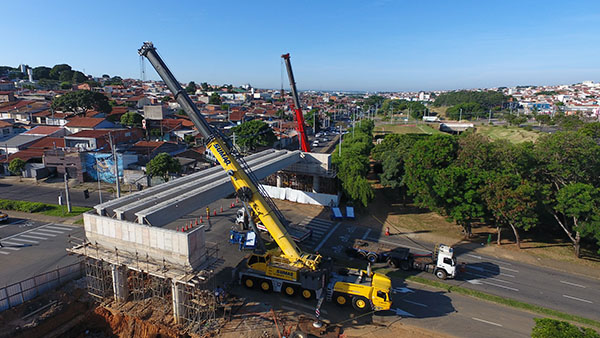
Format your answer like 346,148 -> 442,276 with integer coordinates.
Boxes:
0,261 -> 83,313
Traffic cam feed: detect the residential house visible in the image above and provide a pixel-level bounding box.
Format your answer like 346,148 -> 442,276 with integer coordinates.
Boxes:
0,120 -> 13,138
64,117 -> 115,133
128,140 -> 185,162
23,125 -> 68,138
1,134 -> 44,155
0,91 -> 15,103
64,128 -> 143,151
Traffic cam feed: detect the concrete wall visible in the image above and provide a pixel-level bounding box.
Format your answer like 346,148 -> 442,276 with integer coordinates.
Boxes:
83,212 -> 206,270
261,184 -> 338,206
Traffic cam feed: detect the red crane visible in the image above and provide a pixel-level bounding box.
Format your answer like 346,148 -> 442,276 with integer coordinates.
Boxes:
281,53 -> 311,152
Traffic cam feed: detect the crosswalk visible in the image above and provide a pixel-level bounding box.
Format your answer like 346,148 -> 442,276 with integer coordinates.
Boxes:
296,217 -> 335,249
0,223 -> 77,255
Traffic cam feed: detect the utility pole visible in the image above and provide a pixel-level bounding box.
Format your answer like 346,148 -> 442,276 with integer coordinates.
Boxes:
108,133 -> 121,198
96,157 -> 103,204
488,109 -> 492,124
64,172 -> 72,213
459,108 -> 462,122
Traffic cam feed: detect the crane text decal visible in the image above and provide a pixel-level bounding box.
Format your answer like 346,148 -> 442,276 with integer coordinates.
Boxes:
213,143 -> 232,165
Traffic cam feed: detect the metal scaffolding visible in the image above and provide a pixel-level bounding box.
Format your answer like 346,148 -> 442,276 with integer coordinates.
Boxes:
84,258 -> 113,300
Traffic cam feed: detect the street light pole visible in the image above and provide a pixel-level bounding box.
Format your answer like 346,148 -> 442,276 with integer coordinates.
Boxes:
96,157 -> 103,204
108,133 -> 121,198
64,172 -> 72,213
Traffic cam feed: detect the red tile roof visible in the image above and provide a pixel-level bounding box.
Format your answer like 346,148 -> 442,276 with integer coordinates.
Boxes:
65,117 -> 106,128
23,126 -> 62,136
28,137 -> 65,149
68,130 -> 111,138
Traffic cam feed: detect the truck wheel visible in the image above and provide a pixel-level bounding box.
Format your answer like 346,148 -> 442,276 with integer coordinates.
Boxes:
283,284 -> 297,297
334,293 -> 348,306
259,280 -> 272,292
387,258 -> 398,268
301,288 -> 313,300
400,260 -> 410,271
366,253 -> 378,263
352,296 -> 370,312
435,269 -> 447,280
242,276 -> 255,289
236,222 -> 246,231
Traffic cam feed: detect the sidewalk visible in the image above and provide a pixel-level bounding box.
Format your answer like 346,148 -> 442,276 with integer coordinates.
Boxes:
5,210 -> 84,226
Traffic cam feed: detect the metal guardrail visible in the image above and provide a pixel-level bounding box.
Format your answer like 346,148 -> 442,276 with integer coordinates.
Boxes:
0,261 -> 83,312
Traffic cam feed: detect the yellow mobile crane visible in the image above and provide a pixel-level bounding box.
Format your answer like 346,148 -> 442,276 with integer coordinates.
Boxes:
139,42 -> 392,312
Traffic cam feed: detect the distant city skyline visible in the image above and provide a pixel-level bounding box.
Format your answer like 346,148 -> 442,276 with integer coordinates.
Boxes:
3,1 -> 600,92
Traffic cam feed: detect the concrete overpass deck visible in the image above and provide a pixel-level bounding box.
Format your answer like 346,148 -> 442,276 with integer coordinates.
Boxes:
93,149 -> 301,226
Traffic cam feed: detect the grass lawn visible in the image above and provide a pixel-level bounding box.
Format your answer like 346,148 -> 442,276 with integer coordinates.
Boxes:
475,125 -> 539,143
0,199 -> 91,217
374,123 -> 443,135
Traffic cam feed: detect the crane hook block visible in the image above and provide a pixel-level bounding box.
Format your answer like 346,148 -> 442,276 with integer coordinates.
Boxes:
236,187 -> 253,202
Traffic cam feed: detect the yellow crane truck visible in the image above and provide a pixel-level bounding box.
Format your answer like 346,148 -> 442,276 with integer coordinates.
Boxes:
139,42 -> 392,312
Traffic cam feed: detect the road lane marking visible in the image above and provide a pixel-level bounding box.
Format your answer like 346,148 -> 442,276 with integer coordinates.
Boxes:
563,295 -> 593,304
20,234 -> 48,240
560,281 -> 586,288
2,246 -> 21,251
53,223 -> 76,228
472,317 -> 503,327
0,250 -> 9,255
361,228 -> 371,240
482,281 -> 519,292
9,238 -> 39,244
314,222 -> 341,251
466,254 -> 513,266
0,224 -> 9,229
30,231 -> 57,237
35,228 -> 64,234
45,225 -> 73,231
1,223 -> 54,241
464,271 -> 514,284
402,299 -> 428,307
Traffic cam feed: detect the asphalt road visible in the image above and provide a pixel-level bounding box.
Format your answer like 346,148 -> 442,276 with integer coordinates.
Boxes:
319,222 -> 600,322
0,181 -> 111,207
0,216 -> 83,286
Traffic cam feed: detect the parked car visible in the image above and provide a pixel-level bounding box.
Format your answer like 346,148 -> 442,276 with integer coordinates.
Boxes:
0,211 -> 8,223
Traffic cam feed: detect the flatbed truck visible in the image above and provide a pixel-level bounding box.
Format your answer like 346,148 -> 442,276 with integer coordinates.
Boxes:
348,239 -> 458,279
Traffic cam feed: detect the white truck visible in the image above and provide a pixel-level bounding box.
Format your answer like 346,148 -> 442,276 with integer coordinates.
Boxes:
348,240 -> 459,279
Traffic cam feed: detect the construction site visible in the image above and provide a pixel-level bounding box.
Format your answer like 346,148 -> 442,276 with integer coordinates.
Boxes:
0,42 -> 416,338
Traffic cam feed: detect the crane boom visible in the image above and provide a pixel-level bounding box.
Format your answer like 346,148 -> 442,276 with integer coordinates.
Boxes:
281,53 -> 311,152
139,42 -> 320,270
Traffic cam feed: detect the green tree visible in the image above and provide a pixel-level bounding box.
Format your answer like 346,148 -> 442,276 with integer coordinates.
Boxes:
209,92 -> 221,105
200,82 -> 209,91
146,153 -> 181,182
579,122 -> 600,140
535,113 -> 552,126
433,90 -> 507,109
531,318 -> 599,338
185,81 -> 197,94
49,64 -> 72,80
231,120 -> 276,152
60,82 -> 72,90
105,76 -> 123,86
446,102 -> 482,120
71,71 -> 87,84
120,111 -> 142,127
8,158 -> 26,176
58,70 -> 74,83
51,90 -> 111,115
32,66 -> 51,80
554,183 -> 600,256
534,131 -> 600,257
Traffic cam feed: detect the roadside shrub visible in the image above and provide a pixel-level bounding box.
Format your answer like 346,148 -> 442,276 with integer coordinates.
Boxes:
0,199 -> 50,213
532,318 -> 599,338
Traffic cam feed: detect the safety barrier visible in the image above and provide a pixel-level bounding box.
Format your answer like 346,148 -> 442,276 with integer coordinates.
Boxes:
0,261 -> 83,312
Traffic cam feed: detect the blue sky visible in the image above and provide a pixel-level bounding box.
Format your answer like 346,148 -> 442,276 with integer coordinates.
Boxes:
3,1 -> 600,91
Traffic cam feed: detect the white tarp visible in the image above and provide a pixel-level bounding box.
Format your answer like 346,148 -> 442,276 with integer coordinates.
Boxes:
260,185 -> 338,206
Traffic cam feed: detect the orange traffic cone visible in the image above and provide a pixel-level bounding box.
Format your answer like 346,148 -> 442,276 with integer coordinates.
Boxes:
200,216 -> 203,223
195,218 -> 198,226
214,210 -> 217,216
236,197 -> 239,204
230,202 -> 234,208
385,227 -> 390,236
220,206 -> 223,213
181,227 -> 185,232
